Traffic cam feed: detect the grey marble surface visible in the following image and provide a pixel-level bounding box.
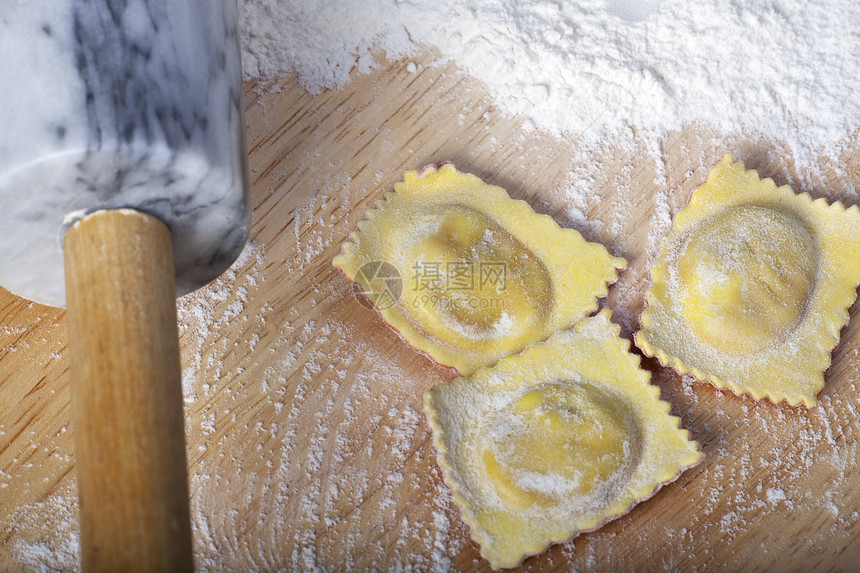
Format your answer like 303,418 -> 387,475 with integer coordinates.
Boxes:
0,0 -> 249,307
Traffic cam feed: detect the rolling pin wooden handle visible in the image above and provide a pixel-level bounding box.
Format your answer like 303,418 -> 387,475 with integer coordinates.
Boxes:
64,209 -> 194,573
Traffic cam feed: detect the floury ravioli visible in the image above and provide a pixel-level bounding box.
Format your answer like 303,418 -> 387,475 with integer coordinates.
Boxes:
425,310 -> 701,569
333,163 -> 626,375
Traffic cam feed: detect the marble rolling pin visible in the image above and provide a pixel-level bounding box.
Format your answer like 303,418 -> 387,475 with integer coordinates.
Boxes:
0,1 -> 249,571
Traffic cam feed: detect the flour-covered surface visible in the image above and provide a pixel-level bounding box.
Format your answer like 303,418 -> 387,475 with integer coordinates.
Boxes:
240,0 -> 860,171
1,39 -> 860,573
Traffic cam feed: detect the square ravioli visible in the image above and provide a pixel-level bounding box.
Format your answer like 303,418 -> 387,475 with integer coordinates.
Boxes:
425,310 -> 701,569
636,154 -> 860,406
333,164 -> 625,375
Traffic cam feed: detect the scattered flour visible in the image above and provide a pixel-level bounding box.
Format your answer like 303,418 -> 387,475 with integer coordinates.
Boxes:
177,239 -> 265,403
5,490 -> 80,573
240,0 -> 860,164
766,487 -> 786,503
239,0 -> 413,94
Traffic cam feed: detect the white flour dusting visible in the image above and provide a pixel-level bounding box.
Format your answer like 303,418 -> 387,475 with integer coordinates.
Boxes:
766,487 -> 787,503
240,0 -> 860,163
239,0 -> 413,94
5,488 -> 80,573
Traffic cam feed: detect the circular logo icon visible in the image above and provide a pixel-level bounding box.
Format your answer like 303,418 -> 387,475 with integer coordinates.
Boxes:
352,260 -> 403,310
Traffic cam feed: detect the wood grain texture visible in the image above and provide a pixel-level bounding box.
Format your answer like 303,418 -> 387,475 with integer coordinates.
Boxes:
1,48 -> 860,572
64,210 -> 193,572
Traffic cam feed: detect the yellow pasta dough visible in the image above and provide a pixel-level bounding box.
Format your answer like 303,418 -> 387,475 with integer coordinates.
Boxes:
636,154 -> 860,406
333,163 -> 625,375
425,310 -> 701,569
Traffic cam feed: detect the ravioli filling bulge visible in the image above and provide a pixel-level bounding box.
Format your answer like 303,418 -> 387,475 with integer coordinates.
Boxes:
399,205 -> 553,350
677,205 -> 817,355
474,380 -> 641,510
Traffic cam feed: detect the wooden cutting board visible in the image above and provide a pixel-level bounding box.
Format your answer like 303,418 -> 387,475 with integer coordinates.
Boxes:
2,47 -> 860,571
